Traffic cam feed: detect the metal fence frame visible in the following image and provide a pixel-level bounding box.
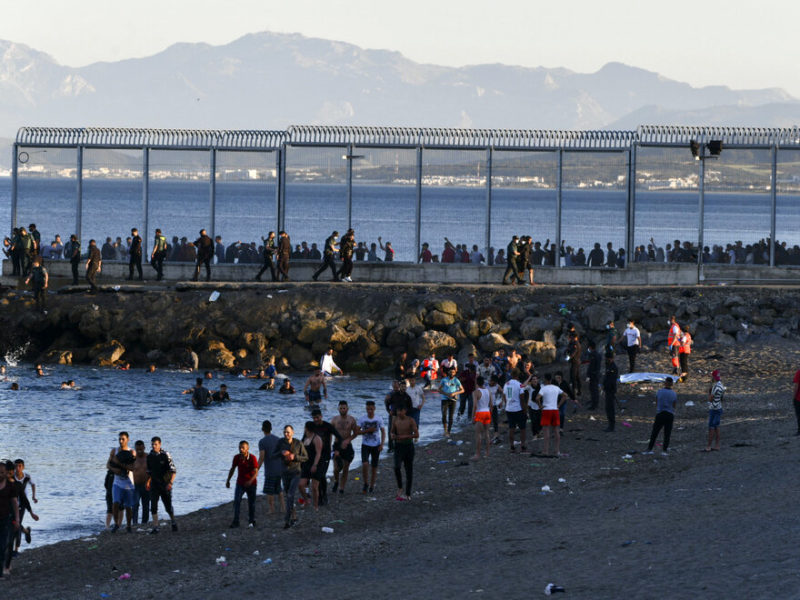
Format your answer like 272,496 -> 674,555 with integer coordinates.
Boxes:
11,125 -> 800,265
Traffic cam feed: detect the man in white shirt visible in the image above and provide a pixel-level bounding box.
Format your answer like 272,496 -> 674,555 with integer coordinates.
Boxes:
623,319 -> 642,373
405,374 -> 426,426
535,373 -> 566,457
504,372 -> 528,453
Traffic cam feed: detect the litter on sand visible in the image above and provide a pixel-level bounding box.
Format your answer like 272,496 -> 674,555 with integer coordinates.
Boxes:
209,291 -> 221,302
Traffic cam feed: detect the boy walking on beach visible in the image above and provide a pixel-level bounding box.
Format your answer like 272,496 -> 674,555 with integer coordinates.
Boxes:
391,404 -> 419,501
146,436 -> 177,533
107,432 -> 137,533
12,459 -> 38,556
331,401 -> 359,495
226,441 -> 258,528
644,377 -> 678,456
536,373 -> 566,457
257,421 -> 285,515
358,401 -> 386,494
705,370 -> 725,451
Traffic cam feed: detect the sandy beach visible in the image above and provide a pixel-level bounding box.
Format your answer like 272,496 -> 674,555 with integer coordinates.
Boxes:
3,340 -> 800,599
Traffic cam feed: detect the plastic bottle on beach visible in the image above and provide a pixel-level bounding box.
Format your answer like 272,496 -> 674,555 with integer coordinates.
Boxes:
321,527 -> 334,533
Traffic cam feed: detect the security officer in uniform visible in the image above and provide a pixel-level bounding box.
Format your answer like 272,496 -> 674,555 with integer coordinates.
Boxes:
312,230 -> 340,282
85,239 -> 102,293
255,231 -> 277,281
68,234 -> 81,285
193,229 -> 214,282
128,227 -> 143,281
151,229 -> 168,281
502,235 -> 521,285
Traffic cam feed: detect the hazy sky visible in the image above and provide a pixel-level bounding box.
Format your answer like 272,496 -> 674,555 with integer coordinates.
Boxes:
3,0 -> 799,97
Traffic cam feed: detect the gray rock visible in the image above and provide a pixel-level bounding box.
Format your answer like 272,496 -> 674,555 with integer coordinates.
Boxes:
583,304 -> 614,330
516,339 -> 558,364
430,299 -> 459,316
520,317 -> 561,340
411,331 -> 457,357
287,344 -> 315,370
425,309 -> 456,328
505,304 -> 528,323
478,332 -> 509,353
724,295 -> 745,308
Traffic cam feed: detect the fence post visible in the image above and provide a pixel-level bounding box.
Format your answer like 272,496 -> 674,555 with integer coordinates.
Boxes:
415,146 -> 423,261
346,143 -> 354,230
627,144 -> 637,266
142,147 -> 150,256
697,149 -> 705,283
770,144 -> 777,267
11,144 -> 18,231
209,148 -> 217,240
76,145 -> 83,243
275,147 -> 283,233
485,146 -> 493,260
555,148 -> 563,268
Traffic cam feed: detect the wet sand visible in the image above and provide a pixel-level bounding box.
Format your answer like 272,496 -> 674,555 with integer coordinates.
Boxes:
4,342 -> 800,599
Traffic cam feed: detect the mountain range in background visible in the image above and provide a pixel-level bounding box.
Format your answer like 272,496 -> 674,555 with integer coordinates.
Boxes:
1,31 -> 799,171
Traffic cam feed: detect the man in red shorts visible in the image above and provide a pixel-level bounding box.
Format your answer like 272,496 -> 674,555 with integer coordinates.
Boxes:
536,373 -> 566,457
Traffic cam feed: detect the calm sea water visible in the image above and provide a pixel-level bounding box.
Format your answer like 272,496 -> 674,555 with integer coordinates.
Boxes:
0,363 -> 448,549
2,178 -> 799,262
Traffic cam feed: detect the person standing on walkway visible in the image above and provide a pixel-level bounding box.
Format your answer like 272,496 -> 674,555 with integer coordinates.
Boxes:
644,377 -> 678,456
602,354 -> 619,432
151,229 -> 168,281
312,231 -> 340,282
337,229 -> 355,282
128,228 -> 143,281
502,235 -> 521,285
193,229 -> 213,282
277,230 -> 291,281
67,234 -> 81,285
255,231 -> 278,281
623,319 -> 642,373
85,239 -> 101,293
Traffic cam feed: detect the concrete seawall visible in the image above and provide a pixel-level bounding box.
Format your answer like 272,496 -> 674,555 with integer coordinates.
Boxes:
4,258 -> 800,286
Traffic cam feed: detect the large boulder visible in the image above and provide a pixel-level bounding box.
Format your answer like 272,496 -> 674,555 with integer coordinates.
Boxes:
516,339 -> 558,364
78,307 -> 111,339
583,304 -> 614,330
411,331 -> 457,357
478,332 -> 510,353
505,304 -> 528,323
89,340 -> 126,366
430,299 -> 459,316
425,310 -> 456,328
43,349 -> 72,365
199,340 -> 236,370
296,319 -> 328,344
520,317 -> 561,340
287,344 -> 315,370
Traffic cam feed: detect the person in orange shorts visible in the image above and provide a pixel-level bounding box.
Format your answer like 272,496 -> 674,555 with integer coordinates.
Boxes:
536,373 -> 566,457
470,376 -> 492,459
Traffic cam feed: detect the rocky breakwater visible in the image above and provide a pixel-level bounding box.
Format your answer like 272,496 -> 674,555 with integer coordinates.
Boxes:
0,284 -> 797,371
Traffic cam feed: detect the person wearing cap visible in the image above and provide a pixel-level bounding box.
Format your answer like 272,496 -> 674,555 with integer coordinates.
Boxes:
150,229 -> 168,281
127,227 -> 143,281
312,230 -> 340,282
705,370 -> 725,451
643,377 -> 678,456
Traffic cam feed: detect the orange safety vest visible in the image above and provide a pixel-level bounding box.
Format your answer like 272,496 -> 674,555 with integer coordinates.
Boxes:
668,323 -> 682,348
421,358 -> 439,380
679,332 -> 692,354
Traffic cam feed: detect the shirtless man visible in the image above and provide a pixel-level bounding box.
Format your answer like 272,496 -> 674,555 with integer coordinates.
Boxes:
304,370 -> 328,408
106,431 -> 136,533
330,401 -> 359,495
131,440 -> 150,526
390,404 -> 419,501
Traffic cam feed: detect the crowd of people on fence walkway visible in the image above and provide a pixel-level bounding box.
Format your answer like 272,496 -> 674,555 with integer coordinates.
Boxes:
6,223 -> 800,293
